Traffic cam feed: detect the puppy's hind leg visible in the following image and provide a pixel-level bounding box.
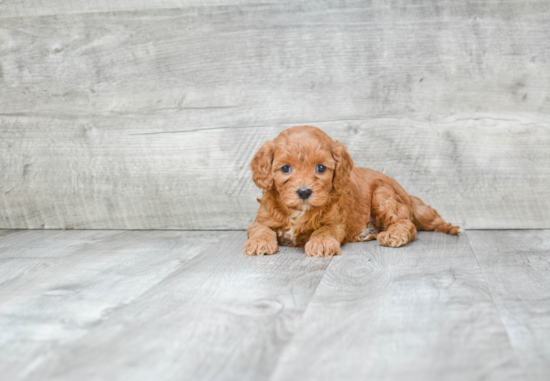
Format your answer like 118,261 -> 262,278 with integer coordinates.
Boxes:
372,187 -> 417,248
377,220 -> 417,248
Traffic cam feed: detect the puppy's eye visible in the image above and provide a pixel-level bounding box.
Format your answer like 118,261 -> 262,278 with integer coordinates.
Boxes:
281,165 -> 291,173
317,165 -> 326,173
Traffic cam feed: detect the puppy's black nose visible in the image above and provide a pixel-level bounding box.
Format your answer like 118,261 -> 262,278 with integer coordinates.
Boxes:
297,187 -> 312,200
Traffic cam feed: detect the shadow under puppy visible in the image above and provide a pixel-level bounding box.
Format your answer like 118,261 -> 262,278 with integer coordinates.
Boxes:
244,126 -> 459,257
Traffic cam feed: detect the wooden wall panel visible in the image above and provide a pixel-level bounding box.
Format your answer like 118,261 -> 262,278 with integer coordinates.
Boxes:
2,116 -> 549,229
1,1 -> 549,229
1,2 -> 549,119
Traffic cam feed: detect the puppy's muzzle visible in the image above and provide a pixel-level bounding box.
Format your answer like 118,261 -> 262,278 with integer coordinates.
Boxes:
297,187 -> 313,200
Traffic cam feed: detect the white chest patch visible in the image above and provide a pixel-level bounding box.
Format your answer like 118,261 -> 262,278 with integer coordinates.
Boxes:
290,210 -> 305,221
281,210 -> 305,242
282,228 -> 295,240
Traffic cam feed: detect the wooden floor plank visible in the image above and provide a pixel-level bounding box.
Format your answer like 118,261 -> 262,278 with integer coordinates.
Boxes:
3,230 -> 547,380
0,230 -> 23,240
271,232 -> 522,381
0,231 -> 330,381
0,230 -> 232,380
0,0 -> 274,18
0,230 -> 120,259
466,230 -> 550,381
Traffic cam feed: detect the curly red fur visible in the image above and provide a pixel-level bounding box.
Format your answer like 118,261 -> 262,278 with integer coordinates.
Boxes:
243,126 -> 460,257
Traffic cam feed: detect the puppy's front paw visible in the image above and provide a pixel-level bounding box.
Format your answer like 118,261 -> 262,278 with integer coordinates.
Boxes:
243,238 -> 279,256
377,230 -> 410,248
305,236 -> 342,257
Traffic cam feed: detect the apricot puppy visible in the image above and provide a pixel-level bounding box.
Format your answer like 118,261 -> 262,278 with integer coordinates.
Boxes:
243,126 -> 459,257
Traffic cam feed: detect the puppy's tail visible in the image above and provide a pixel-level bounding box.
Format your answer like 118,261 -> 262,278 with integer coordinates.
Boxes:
411,196 -> 460,235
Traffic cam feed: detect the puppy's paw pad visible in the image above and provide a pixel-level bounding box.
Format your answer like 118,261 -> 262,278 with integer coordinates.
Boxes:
305,237 -> 342,257
377,231 -> 409,248
243,238 -> 279,256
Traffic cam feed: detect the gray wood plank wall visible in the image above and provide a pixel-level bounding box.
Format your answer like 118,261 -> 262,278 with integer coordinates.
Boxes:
1,0 -> 549,229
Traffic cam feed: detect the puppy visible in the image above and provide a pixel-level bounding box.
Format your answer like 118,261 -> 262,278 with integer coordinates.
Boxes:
244,126 -> 459,257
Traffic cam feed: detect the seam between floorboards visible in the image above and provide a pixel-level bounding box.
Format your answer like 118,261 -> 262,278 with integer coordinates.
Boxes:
267,254 -> 335,381
0,1 -> 324,21
463,230 -> 525,377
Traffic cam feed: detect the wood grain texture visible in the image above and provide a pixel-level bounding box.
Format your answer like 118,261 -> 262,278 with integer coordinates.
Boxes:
1,229 -> 549,380
1,117 -> 549,230
0,0 -> 290,18
0,230 -> 331,381
466,230 -> 550,381
1,1 -> 549,229
1,1 -> 548,118
0,229 -> 21,240
271,232 -> 523,381
0,230 -> 229,380
0,229 -> 119,258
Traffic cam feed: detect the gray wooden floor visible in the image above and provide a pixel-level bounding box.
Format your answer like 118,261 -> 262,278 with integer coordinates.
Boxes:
0,230 -> 548,381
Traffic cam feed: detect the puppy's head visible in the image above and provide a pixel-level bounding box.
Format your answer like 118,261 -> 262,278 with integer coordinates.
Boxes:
250,126 -> 353,210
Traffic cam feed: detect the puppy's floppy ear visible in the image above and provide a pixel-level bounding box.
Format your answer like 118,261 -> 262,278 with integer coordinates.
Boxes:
250,140 -> 275,190
331,141 -> 354,194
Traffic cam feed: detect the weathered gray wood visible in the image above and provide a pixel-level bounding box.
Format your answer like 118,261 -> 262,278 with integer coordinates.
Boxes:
1,117 -> 549,230
2,229 -> 549,380
466,230 -> 550,381
0,0 -> 279,18
271,232 -> 523,381
1,1 -> 549,229
0,230 -> 331,381
1,2 -> 548,118
0,230 -> 228,381
0,229 -> 119,258
0,229 -> 21,240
